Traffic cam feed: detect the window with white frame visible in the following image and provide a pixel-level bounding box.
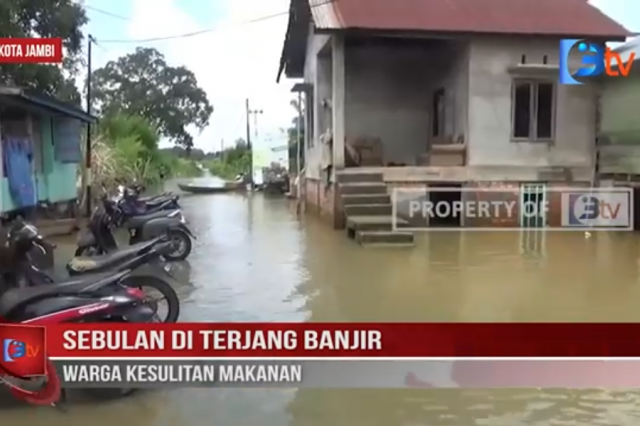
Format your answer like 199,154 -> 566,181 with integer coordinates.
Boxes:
511,80 -> 555,141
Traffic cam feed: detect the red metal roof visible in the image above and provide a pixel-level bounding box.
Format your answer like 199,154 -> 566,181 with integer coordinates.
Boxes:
311,0 -> 630,38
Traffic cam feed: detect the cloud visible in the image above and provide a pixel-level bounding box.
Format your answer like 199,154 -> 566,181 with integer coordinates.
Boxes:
119,0 -> 295,151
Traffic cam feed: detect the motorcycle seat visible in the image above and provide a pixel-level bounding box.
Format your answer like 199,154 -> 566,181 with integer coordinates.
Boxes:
145,195 -> 176,206
68,239 -> 160,272
126,210 -> 181,228
139,192 -> 174,201
0,270 -> 130,316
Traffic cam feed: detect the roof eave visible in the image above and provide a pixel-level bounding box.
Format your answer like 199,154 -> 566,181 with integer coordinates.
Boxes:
276,0 -> 310,83
313,27 -> 631,42
0,87 -> 97,123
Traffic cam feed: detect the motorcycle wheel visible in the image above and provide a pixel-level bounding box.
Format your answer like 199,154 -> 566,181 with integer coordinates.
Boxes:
82,292 -> 178,403
1,359 -> 62,405
121,275 -> 180,323
163,229 -> 192,261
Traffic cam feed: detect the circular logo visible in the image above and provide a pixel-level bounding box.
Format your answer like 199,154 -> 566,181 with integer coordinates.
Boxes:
572,195 -> 596,222
0,318 -> 61,405
568,40 -> 604,82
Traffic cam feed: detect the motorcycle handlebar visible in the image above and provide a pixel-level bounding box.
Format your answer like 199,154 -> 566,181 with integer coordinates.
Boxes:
36,235 -> 56,250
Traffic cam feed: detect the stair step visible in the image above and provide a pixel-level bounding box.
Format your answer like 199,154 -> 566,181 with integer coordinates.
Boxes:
342,193 -> 391,205
344,203 -> 392,216
340,182 -> 387,195
336,172 -> 383,184
347,215 -> 407,231
360,242 -> 416,248
356,230 -> 415,245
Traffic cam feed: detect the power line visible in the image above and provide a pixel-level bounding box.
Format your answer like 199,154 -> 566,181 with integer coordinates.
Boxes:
99,28 -> 213,44
85,5 -> 131,21
91,38 -> 110,53
96,0 -> 334,44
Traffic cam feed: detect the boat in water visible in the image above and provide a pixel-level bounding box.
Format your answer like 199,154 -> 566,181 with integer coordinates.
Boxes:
178,181 -> 244,194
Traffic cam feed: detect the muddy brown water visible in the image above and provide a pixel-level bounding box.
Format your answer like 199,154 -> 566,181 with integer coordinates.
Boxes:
4,182 -> 640,424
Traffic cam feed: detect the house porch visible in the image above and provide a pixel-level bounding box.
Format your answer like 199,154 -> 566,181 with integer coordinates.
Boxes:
307,35 -> 469,174
302,35 -> 471,232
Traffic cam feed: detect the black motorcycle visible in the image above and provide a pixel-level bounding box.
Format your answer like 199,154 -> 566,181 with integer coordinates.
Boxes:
0,220 -> 181,402
4,221 -> 180,323
76,197 -> 194,261
118,184 -> 181,213
68,236 -> 174,276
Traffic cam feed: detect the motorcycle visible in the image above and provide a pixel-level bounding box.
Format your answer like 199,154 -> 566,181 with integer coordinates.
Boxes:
116,185 -> 187,223
23,232 -> 177,286
3,221 -> 180,322
76,198 -> 194,261
118,184 -> 181,213
67,236 -> 175,276
0,220 -> 180,401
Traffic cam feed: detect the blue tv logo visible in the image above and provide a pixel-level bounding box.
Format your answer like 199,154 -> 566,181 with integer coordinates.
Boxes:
3,338 -> 26,362
561,191 -> 631,229
559,39 -> 605,85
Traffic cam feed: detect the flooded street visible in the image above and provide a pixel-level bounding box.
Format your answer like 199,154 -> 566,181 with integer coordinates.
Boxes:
5,184 -> 640,425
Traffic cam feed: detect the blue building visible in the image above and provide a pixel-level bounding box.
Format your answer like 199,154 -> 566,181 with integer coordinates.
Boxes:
0,86 -> 96,214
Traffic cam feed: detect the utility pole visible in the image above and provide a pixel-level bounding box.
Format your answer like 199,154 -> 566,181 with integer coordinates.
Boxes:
245,99 -> 263,188
85,34 -> 95,217
245,99 -> 252,188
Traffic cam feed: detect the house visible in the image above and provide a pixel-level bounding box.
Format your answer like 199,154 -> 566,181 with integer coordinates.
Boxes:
0,86 -> 96,216
598,39 -> 640,182
277,0 -> 630,242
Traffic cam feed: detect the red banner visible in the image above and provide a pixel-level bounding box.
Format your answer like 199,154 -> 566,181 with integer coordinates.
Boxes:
0,38 -> 63,63
12,322 -> 640,358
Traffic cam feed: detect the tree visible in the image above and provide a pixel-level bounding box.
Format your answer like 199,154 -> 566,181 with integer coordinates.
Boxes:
0,0 -> 88,103
160,146 -> 217,161
207,140 -> 251,179
91,47 -> 213,149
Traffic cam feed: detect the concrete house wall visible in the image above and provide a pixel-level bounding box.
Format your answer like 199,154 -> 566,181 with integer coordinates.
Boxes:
467,37 -> 596,171
598,44 -> 640,175
343,40 -> 470,165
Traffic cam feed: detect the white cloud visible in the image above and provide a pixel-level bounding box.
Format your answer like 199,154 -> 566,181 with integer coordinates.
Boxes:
120,0 -> 296,151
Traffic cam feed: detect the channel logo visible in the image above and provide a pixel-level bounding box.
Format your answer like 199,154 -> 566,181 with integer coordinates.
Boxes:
559,39 -> 635,85
0,325 -> 46,377
561,189 -> 633,230
4,339 -> 24,362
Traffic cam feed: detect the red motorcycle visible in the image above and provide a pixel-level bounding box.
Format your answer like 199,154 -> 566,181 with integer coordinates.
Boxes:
0,220 -> 180,403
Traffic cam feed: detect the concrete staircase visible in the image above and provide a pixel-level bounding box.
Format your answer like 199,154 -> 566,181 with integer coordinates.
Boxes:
337,171 -> 415,247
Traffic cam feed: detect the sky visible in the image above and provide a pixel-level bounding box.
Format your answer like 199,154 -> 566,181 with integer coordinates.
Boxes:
83,0 -> 292,152
81,0 -> 639,153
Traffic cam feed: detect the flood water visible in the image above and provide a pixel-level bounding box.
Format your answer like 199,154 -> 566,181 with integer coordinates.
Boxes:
4,179 -> 640,425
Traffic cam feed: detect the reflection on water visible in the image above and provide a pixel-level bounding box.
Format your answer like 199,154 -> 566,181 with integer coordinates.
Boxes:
5,185 -> 640,424
288,389 -> 640,425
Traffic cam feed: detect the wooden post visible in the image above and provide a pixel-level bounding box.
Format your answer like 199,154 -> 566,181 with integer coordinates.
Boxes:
295,91 -> 303,215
